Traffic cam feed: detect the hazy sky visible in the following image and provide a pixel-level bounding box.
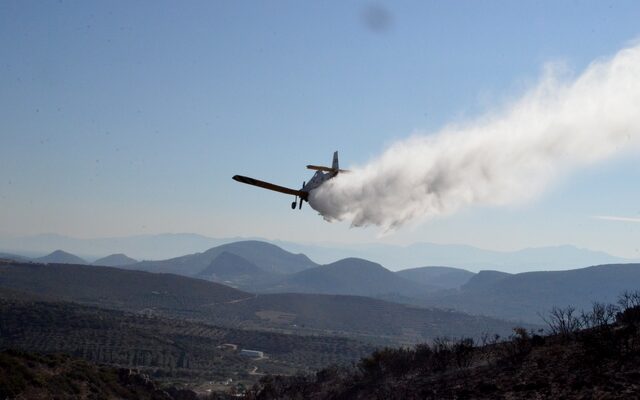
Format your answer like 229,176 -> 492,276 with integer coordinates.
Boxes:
1,1 -> 640,258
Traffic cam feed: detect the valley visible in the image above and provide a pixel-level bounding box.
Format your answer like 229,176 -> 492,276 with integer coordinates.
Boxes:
2,239 -> 640,397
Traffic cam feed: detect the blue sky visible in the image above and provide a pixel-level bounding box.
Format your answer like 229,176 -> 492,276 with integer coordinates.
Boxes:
1,1 -> 640,257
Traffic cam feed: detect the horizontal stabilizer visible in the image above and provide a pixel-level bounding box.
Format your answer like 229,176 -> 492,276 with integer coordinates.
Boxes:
306,165 -> 350,173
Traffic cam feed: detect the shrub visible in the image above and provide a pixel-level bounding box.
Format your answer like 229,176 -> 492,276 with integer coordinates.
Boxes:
581,302 -> 618,330
497,327 -> 533,364
542,306 -> 582,338
431,337 -> 453,372
358,347 -> 414,379
617,305 -> 640,325
452,338 -> 475,368
617,290 -> 640,312
414,343 -> 433,373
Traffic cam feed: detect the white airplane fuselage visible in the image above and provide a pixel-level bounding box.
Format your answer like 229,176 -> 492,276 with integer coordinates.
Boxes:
301,170 -> 336,193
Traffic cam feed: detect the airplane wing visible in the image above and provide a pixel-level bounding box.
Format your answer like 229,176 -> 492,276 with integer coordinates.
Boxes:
232,175 -> 307,199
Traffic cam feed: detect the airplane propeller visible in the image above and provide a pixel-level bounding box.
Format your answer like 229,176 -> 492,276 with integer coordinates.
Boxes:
298,182 -> 305,209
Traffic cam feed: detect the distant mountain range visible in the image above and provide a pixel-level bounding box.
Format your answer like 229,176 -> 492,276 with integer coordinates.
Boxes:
130,240 -> 317,277
0,250 -> 138,267
1,233 -> 636,272
421,263 -> 640,323
0,233 -> 228,261
0,260 -> 520,342
115,242 -> 464,299
130,241 -> 640,325
276,241 -> 636,272
4,240 -> 640,327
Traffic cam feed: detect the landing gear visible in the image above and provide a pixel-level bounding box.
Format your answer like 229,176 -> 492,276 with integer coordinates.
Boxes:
291,195 -> 303,210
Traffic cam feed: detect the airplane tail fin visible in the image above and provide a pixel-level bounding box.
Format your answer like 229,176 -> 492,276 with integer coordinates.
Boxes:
306,151 -> 349,174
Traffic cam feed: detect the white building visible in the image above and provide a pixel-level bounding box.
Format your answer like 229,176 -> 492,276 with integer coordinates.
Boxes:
240,349 -> 264,358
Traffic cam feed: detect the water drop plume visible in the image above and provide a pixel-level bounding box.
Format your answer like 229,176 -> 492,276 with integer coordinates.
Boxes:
309,44 -> 640,229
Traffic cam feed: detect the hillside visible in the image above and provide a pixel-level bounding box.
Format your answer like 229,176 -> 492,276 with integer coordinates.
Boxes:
130,240 -> 317,277
0,298 -> 374,390
0,261 -> 521,344
267,258 -> 430,298
0,261 -> 250,311
205,293 -> 524,343
0,252 -> 29,262
396,266 -> 475,289
0,350 -> 196,400
245,298 -> 640,399
93,253 -> 137,266
196,252 -> 280,290
423,263 -> 640,323
461,270 -> 511,291
34,249 -> 87,264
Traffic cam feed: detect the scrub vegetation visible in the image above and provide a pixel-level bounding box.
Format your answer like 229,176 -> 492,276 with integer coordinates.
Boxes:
245,291 -> 640,399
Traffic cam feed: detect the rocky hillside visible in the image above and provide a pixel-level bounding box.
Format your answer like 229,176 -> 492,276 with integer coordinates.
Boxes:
245,292 -> 640,399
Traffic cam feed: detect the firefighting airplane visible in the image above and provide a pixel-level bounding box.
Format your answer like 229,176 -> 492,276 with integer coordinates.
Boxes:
233,151 -> 347,210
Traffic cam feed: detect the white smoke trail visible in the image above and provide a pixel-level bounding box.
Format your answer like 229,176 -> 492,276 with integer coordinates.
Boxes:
309,43 -> 640,229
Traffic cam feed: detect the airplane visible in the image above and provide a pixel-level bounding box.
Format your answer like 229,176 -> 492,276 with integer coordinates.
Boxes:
233,151 -> 347,210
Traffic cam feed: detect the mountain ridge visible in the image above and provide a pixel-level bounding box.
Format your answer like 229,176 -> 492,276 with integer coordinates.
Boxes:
396,266 -> 475,289
2,234 -> 636,272
0,260 -> 523,343
196,251 -> 280,290
93,253 -> 137,267
34,250 -> 87,265
422,263 -> 640,323
267,257 -> 432,297
129,240 -> 317,277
